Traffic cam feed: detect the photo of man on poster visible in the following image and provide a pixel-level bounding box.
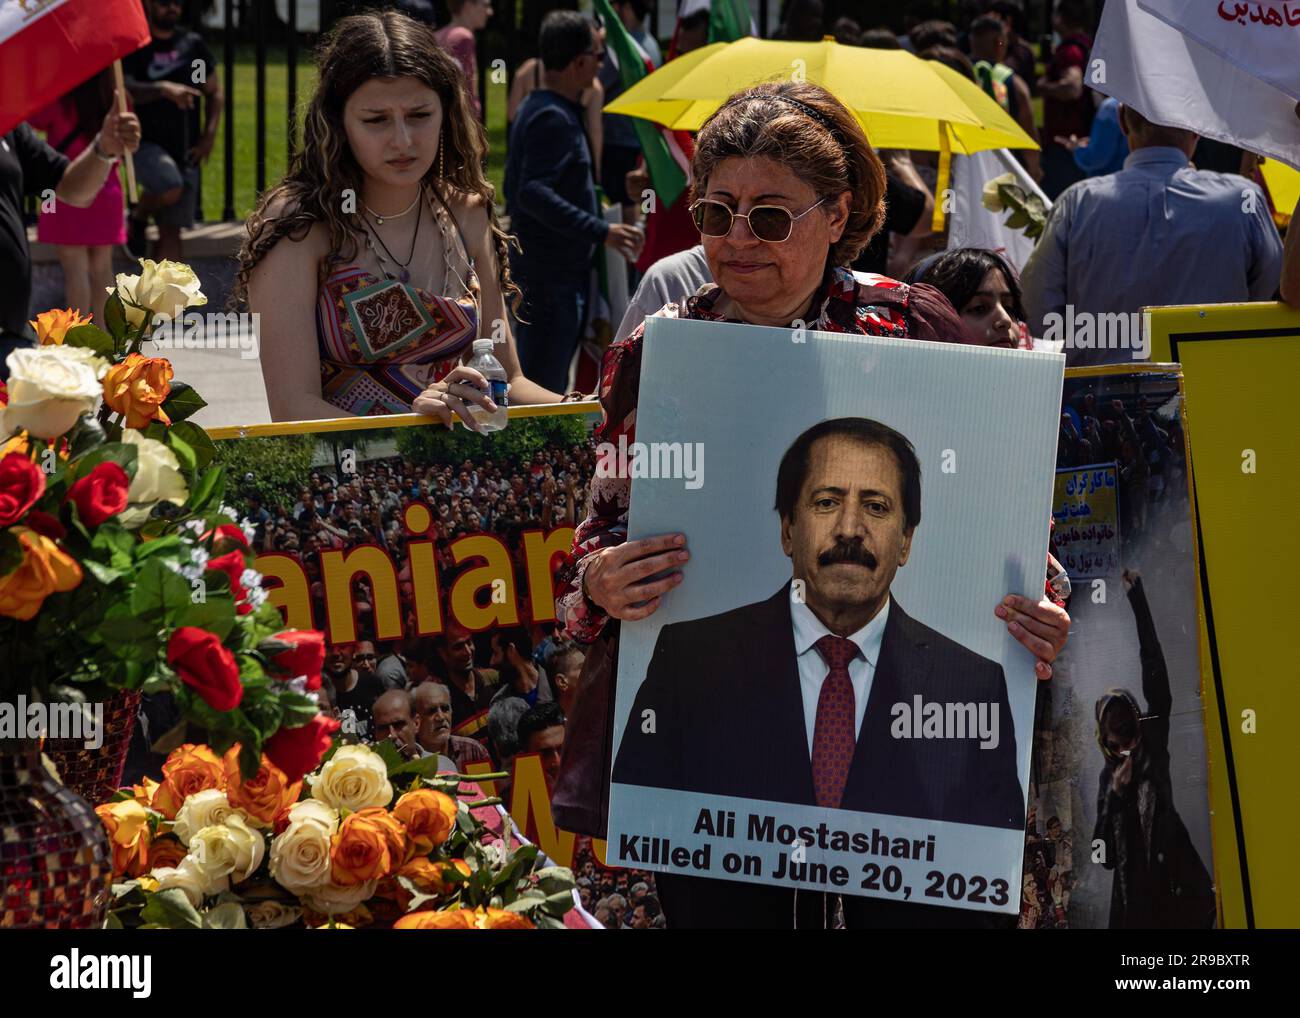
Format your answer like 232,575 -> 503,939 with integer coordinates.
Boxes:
613,417 -> 1024,830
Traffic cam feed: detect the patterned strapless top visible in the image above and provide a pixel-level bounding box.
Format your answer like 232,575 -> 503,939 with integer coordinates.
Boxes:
315,262 -> 480,416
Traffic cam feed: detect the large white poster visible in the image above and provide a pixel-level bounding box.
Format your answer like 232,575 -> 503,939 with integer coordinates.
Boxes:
606,317 -> 1064,915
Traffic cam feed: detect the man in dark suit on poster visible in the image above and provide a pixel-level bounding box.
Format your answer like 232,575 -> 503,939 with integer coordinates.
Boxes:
612,417 -> 1024,830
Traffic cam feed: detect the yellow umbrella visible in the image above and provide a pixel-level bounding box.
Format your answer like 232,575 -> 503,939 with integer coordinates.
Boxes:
609,38 -> 1034,151
1259,157 -> 1300,227
606,37 -> 1038,228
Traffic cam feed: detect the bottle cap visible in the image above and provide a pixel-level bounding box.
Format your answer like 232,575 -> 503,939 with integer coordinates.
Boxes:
472,339 -> 495,356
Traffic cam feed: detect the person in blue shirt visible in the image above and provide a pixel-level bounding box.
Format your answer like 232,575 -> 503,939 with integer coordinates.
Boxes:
504,10 -> 643,392
1054,97 -> 1129,179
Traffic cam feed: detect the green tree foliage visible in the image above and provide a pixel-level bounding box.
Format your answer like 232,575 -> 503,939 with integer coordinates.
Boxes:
214,434 -> 319,507
394,416 -> 593,468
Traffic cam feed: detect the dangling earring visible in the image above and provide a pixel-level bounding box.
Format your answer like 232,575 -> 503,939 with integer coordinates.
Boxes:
438,128 -> 445,180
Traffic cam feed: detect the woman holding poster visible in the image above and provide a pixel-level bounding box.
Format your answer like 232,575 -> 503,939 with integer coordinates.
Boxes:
552,81 -> 1073,929
236,10 -> 562,424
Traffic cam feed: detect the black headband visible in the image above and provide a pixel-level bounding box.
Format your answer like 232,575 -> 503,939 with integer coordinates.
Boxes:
720,92 -> 843,141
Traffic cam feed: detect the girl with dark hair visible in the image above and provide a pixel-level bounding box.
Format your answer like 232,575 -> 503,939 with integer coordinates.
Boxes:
908,247 -> 1030,348
237,10 -> 560,423
27,70 -> 123,326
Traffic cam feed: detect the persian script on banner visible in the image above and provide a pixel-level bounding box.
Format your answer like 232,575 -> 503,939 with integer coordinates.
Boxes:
1052,464 -> 1120,581
1139,0 -> 1300,101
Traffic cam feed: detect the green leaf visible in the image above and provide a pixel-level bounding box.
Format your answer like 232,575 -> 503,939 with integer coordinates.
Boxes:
66,414 -> 107,459
82,559 -> 125,585
167,429 -> 197,474
0,530 -> 22,578
64,323 -> 115,357
140,888 -> 203,930
202,902 -> 249,929
134,534 -> 182,560
104,290 -> 129,345
129,557 -> 191,620
72,442 -> 138,483
534,866 -> 576,896
140,673 -> 172,695
170,421 -> 218,471
175,593 -> 236,639
187,464 -> 225,514
161,382 -> 207,425
277,692 -> 322,728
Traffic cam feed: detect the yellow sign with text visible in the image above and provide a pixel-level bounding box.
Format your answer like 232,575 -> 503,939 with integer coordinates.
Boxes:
1149,302 -> 1300,928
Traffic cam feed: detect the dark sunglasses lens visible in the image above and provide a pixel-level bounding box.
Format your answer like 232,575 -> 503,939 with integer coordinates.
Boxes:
694,202 -> 732,236
750,206 -> 794,242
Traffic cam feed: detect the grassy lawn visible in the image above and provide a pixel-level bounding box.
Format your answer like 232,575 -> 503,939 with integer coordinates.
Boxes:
202,46 -> 507,223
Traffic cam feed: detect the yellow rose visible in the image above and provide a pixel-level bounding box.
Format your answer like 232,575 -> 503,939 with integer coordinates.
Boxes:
394,906 -> 533,930
1,345 -> 106,441
102,354 -> 173,430
223,746 -> 302,830
330,812 -> 393,887
189,813 -> 265,887
29,307 -> 92,346
171,788 -> 235,846
269,800 -> 338,896
95,799 -> 151,877
308,743 -> 393,812
116,430 -> 188,529
150,744 -> 226,820
110,258 -> 207,330
130,777 -> 160,809
0,527 -> 82,621
391,788 -> 457,855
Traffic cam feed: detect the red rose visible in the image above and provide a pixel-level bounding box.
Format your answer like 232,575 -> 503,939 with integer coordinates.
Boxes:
24,510 -> 65,541
166,627 -> 243,712
269,630 -> 325,689
203,523 -> 249,550
206,549 -> 251,613
65,461 -> 130,527
0,452 -> 45,526
264,714 -> 340,783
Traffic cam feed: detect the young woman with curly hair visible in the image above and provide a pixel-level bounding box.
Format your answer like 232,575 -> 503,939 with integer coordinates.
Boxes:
236,10 -> 560,424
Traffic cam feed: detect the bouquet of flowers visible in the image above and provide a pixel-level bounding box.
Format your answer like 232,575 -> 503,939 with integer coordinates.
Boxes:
98,741 -> 577,929
981,171 -> 1049,240
0,259 -> 333,776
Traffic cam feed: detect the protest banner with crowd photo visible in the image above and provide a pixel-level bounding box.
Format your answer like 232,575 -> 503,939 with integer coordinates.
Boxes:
606,317 -> 1064,914
1147,304 -> 1300,929
1021,364 -> 1217,930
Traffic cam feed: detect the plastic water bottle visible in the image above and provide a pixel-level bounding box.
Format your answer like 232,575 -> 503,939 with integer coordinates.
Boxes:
466,338 -> 508,433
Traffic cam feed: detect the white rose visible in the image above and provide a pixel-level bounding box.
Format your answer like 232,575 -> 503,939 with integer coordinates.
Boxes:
1,345 -> 106,440
188,824 -> 240,889
151,857 -> 214,908
285,798 -> 340,833
308,744 -> 393,812
269,809 -> 336,896
244,900 -> 302,930
117,429 -> 189,529
224,813 -> 266,882
171,789 -> 234,846
981,171 -> 1017,214
110,258 -> 207,330
301,878 -> 377,916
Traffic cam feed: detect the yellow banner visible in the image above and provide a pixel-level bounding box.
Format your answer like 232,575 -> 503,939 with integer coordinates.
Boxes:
1148,302 -> 1300,928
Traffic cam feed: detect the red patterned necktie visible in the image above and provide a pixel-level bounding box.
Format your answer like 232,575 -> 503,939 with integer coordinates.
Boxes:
811,635 -> 859,809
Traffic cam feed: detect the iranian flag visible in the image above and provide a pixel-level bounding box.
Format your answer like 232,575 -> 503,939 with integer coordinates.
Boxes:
0,0 -> 151,137
595,0 -> 691,208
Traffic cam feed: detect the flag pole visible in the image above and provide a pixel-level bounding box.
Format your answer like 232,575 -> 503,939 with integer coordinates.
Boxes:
111,59 -> 138,203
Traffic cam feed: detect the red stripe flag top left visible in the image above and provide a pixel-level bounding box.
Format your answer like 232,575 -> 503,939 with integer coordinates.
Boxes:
0,0 -> 151,137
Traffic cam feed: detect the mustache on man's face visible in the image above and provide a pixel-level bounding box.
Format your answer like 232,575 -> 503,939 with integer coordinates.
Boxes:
818,541 -> 877,570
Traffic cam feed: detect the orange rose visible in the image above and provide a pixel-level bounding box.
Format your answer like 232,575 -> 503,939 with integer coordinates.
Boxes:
391,789 -> 457,855
302,905 -> 371,929
130,777 -> 160,809
223,746 -> 302,829
398,857 -> 470,898
355,807 -> 408,867
95,800 -> 151,877
101,353 -> 173,429
29,307 -> 92,346
394,906 -> 533,930
148,834 -> 187,871
330,812 -> 394,887
0,526 -> 82,621
150,744 -> 226,819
